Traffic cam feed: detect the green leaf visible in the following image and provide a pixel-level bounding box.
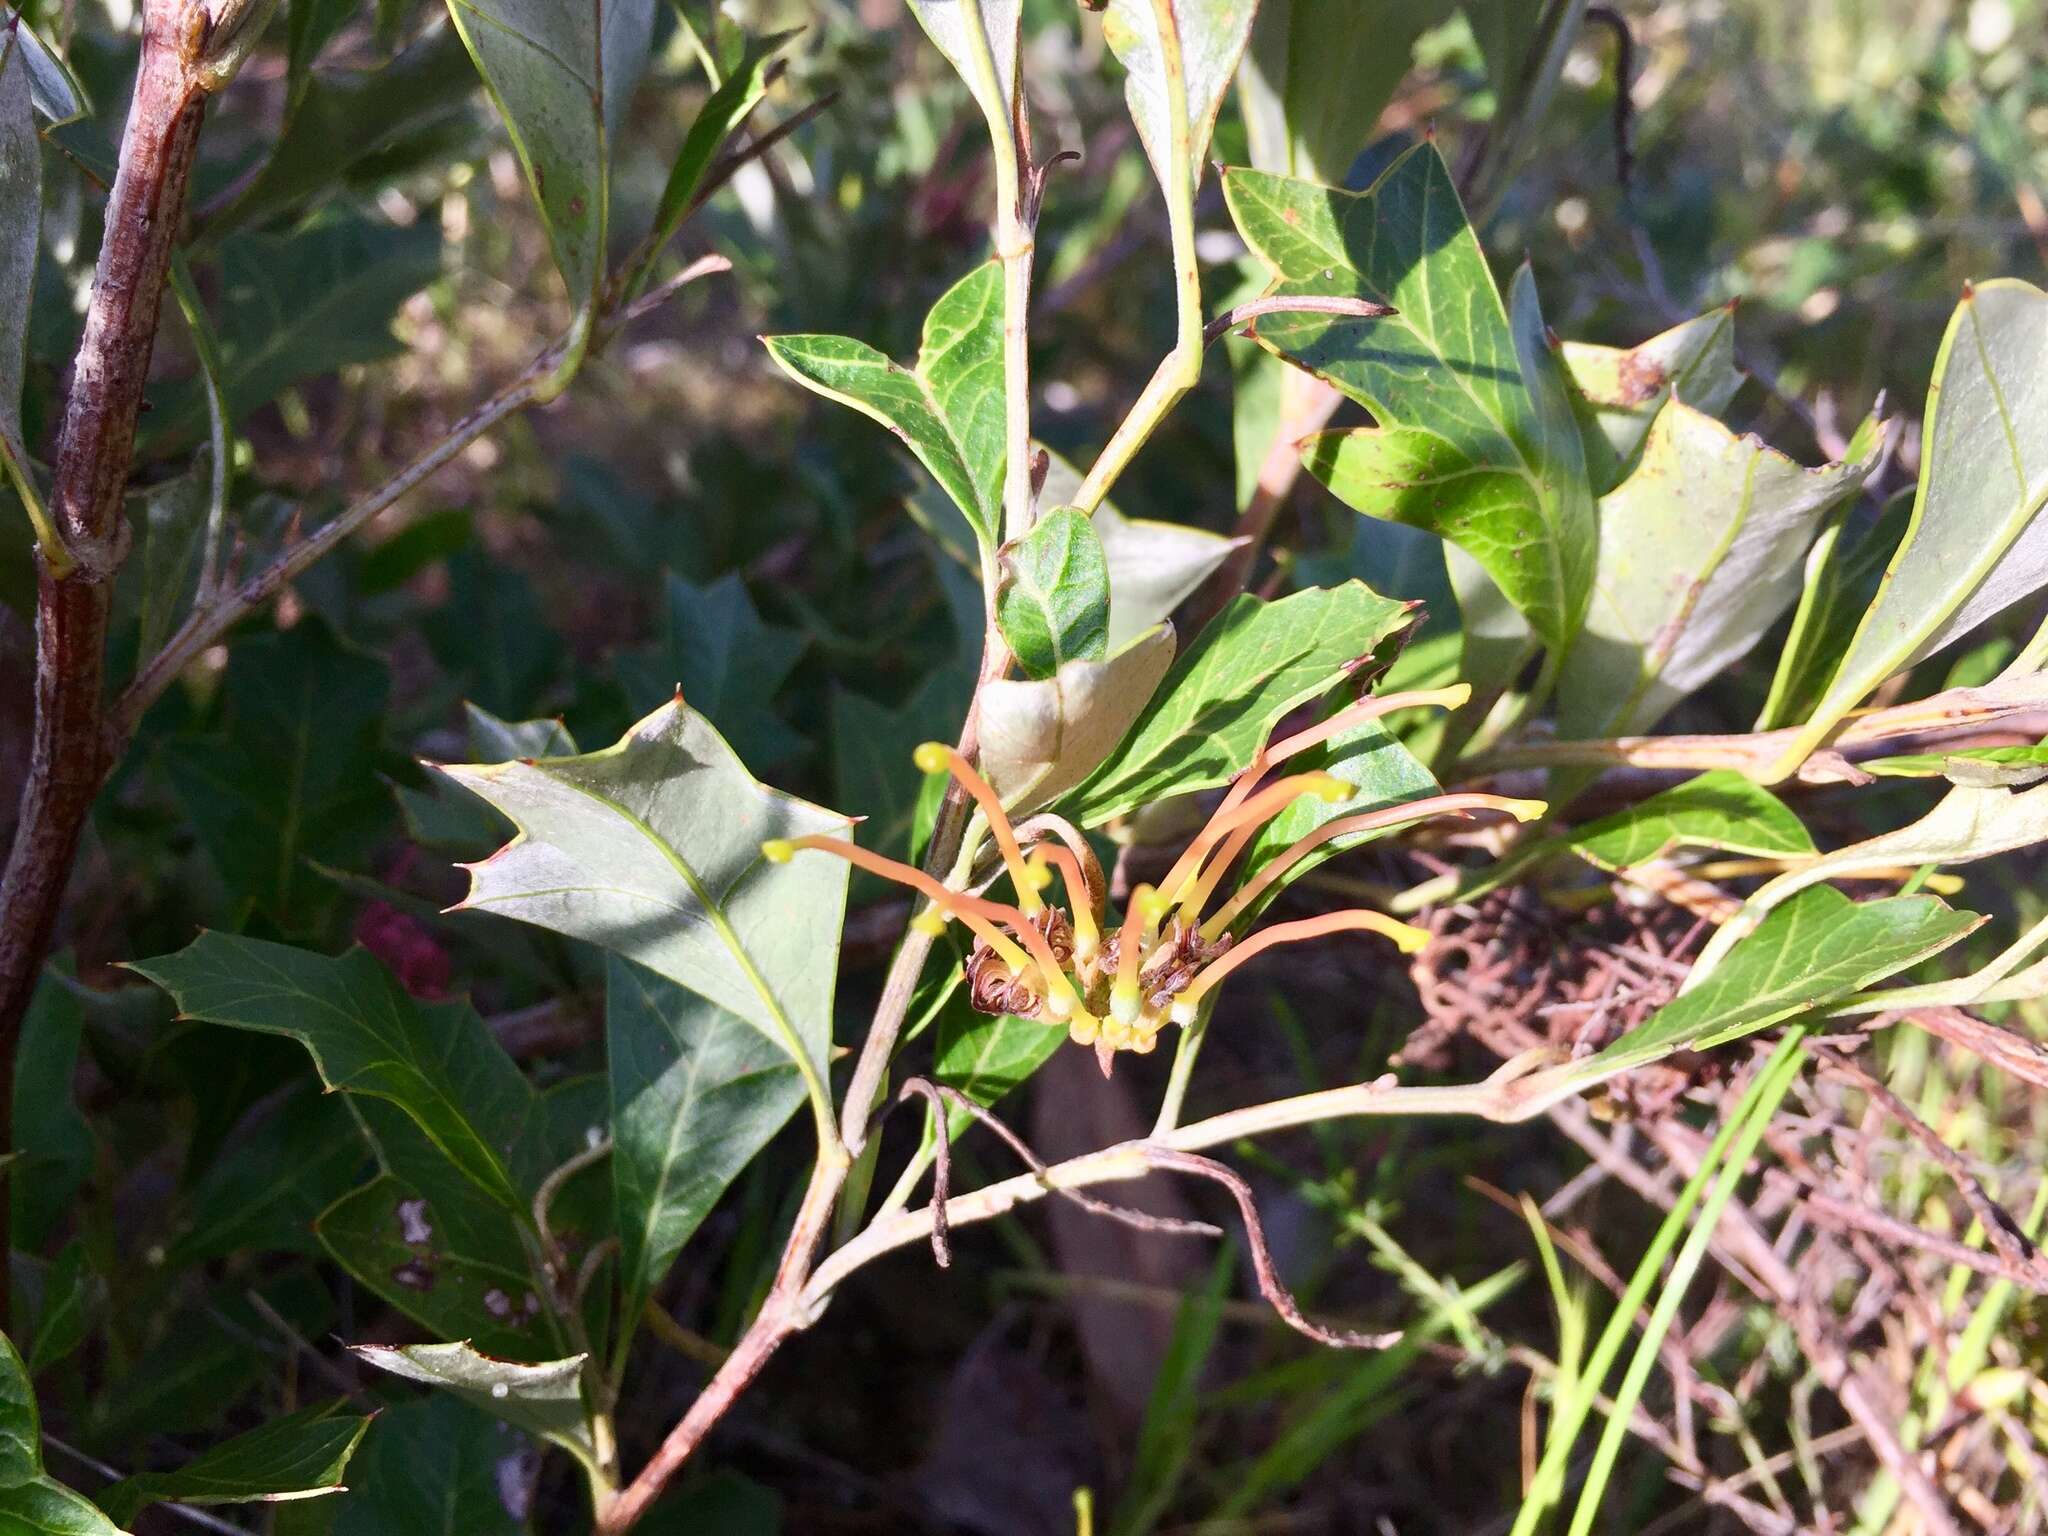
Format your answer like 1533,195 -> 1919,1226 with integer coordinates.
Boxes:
0,1479 -> 125,1535
1556,399 -> 1882,742
1569,888 -> 1978,1084
1692,779 -> 2048,979
766,261 -> 1006,549
1769,280 -> 2048,778
129,936 -> 526,1209
129,468 -> 209,671
608,955 -> 804,1307
978,623 -> 1178,811
441,698 -> 850,1101
1757,489 -> 1912,731
1569,771 -> 1814,871
933,988 -> 1063,1127
160,214 -> 440,440
906,1 -> 1019,125
166,1089 -> 368,1267
161,622 -> 392,929
0,1331 -> 118,1534
0,1329 -> 38,1483
640,29 -> 795,284
1239,713 -> 1441,902
445,0 -> 655,307
1559,304 -> 1743,494
424,551 -> 565,720
1862,740 -> 2048,786
1100,0 -> 1258,195
22,1245 -> 92,1375
1035,448 -> 1238,653
10,966 -> 93,1254
1063,583 -> 1412,826
396,705 -> 578,856
329,1397 -> 524,1536
615,571 -> 807,768
217,25 -> 480,234
637,1471 -> 782,1536
314,1174 -> 543,1358
831,671 -> 977,867
997,507 -> 1110,679
1240,0 -> 1455,185
352,1341 -> 590,1464
0,28 -> 40,523
1229,147 -> 1595,657
6,16 -> 83,124
97,1403 -> 370,1528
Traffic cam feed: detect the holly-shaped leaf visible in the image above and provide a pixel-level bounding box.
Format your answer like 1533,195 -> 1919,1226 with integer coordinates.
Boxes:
441,699 -> 850,1113
615,571 -> 807,768
1227,145 -> 1595,659
767,262 -> 1006,550
352,1342 -> 592,1467
97,1403 -> 371,1528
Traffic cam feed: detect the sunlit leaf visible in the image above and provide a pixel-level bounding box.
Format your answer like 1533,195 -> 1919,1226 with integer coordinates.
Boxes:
998,507 -> 1110,679
1770,280 -> 2048,778
907,0 -> 1020,125
1230,147 -> 1595,656
1757,490 -> 1912,731
978,623 -> 1178,811
1559,304 -> 1742,493
1556,400 -> 1882,742
766,262 -> 1007,550
441,698 -> 850,1094
1861,740 -> 2048,786
1064,583 -> 1412,825
1100,0 -> 1258,194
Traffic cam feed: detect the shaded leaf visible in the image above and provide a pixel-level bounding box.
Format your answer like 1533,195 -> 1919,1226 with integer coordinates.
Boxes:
1557,400 -> 1882,741
10,965 -> 93,1254
22,1245 -> 92,1375
425,551 -> 565,720
998,508 -> 1109,679
1240,0 -> 1455,185
0,1479 -> 125,1535
396,705 -> 577,856
1770,281 -> 2048,777
353,1341 -> 590,1463
1560,304 -> 1743,493
934,987 -> 1062,1128
1101,0 -> 1258,194
1230,147 -> 1594,655
445,0 -> 656,305
129,468 -> 209,670
441,699 -> 850,1092
218,25 -> 480,234
767,262 -> 1007,549
1064,583 -> 1411,826
608,956 -> 804,1306
329,1397 -> 525,1536
162,622 -> 392,928
160,214 -> 440,440
167,1089 -> 369,1267
0,1331 -> 117,1533
979,623 -> 1178,811
130,936 -> 527,1209
615,571 -> 807,768
0,1329 -> 38,1483
98,1403 -> 370,1527
831,671 -> 977,867
6,15 -> 83,124
316,1174 -> 543,1359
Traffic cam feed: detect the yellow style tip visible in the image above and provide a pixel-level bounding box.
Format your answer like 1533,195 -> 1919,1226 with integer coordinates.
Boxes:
911,909 -> 950,937
912,741 -> 953,775
1505,798 -> 1549,823
761,838 -> 798,864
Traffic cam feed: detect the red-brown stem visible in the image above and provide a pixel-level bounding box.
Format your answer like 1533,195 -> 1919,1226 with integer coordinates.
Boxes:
0,4 -> 212,1305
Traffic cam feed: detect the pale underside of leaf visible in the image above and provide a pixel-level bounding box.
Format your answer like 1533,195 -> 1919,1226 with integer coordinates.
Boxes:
979,623 -> 1178,811
1101,0 -> 1259,194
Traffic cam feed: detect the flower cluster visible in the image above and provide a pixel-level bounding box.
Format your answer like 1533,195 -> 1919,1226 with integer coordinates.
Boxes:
764,685 -> 1544,1072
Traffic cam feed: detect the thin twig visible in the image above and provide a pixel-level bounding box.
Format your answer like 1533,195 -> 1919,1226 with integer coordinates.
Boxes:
895,1080 -> 954,1268
1199,294 -> 1397,348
